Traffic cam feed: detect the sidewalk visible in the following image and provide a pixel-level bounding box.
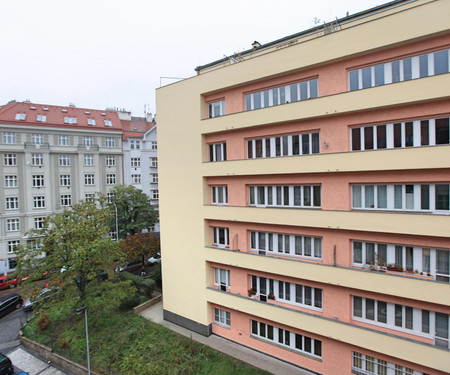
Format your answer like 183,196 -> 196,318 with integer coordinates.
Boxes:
7,346 -> 68,375
139,300 -> 316,375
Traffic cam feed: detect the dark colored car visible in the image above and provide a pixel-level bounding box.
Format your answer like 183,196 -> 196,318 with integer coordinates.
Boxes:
0,293 -> 23,319
0,275 -> 18,291
0,353 -> 13,375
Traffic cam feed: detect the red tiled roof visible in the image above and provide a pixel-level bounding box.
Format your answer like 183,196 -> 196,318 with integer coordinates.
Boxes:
120,117 -> 155,140
0,101 -> 122,131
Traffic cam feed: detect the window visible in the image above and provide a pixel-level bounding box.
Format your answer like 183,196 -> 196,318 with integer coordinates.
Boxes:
352,184 -> 449,213
151,190 -> 159,199
249,185 -> 321,208
131,158 -> 141,167
59,155 -> 71,166
31,153 -> 43,166
36,115 -> 46,122
84,154 -> 94,166
209,143 -> 226,162
213,268 -> 230,290
351,117 -> 450,151
58,135 -> 70,146
106,174 -> 116,185
85,193 -> 95,202
211,186 -> 228,205
245,78 -> 319,111
352,352 -> 420,375
131,174 -> 141,184
353,241 -> 450,281
208,100 -> 225,118
150,157 -> 158,168
59,174 -> 71,186
64,117 -> 77,124
349,48 -> 450,91
151,141 -> 157,150
4,175 -> 18,188
8,258 -> 17,270
252,275 -> 322,309
130,140 -> 141,149
84,174 -> 95,185
15,113 -> 26,120
104,120 -> 112,126
213,308 -> 230,327
8,241 -> 20,253
106,192 -> 114,203
213,227 -> 229,248
151,173 -> 158,183
87,119 -> 96,126
60,195 -> 72,207
34,217 -> 45,229
3,132 -> 16,144
6,219 -> 20,232
247,132 -> 319,159
250,230 -> 322,259
105,137 -> 116,147
5,197 -> 19,210
31,133 -> 44,145
251,319 -> 322,358
33,196 -> 45,208
4,154 -> 17,166
105,156 -> 116,166
32,175 -> 44,187
82,136 -> 93,146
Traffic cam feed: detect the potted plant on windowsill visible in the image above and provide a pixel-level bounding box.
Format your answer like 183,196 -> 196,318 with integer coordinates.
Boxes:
248,288 -> 257,298
268,292 -> 275,300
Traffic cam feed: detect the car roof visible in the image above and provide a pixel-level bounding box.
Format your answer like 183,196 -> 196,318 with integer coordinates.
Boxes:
0,293 -> 21,303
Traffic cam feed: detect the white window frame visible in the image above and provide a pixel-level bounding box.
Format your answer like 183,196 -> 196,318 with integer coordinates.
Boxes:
8,240 -> 20,253
130,140 -> 141,149
211,186 -> 228,205
84,174 -> 95,185
4,175 -> 18,188
209,142 -> 226,162
33,196 -> 45,208
352,352 -> 422,375
6,218 -> 20,232
36,115 -> 46,122
64,117 -> 77,124
82,136 -> 93,147
104,120 -> 112,126
31,153 -> 43,166
59,174 -> 71,186
60,195 -> 72,207
15,113 -> 26,120
32,175 -> 45,187
58,135 -> 70,146
213,308 -> 231,328
105,156 -> 116,166
131,174 -> 141,184
213,267 -> 230,290
4,154 -> 17,166
249,185 -> 321,208
131,158 -> 141,167
106,174 -> 116,185
3,132 -> 16,144
105,137 -> 115,147
5,197 -> 19,210
32,133 -> 44,145
151,141 -> 157,150
213,227 -> 229,248
84,154 -> 94,166
208,100 -> 226,118
151,190 -> 159,199
151,173 -> 158,183
87,119 -> 96,126
58,155 -> 71,166
34,217 -> 45,229
150,157 -> 158,168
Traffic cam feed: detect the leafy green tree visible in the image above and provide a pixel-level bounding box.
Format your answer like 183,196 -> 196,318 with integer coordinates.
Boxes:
15,200 -> 128,301
119,232 -> 160,264
107,185 -> 158,240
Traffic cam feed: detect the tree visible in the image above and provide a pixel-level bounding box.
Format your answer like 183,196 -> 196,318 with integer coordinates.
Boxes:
107,185 -> 158,240
15,200 -> 127,301
119,232 -> 160,265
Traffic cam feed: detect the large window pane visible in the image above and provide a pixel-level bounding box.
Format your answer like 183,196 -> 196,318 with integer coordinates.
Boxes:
377,125 -> 386,148
421,120 -> 429,146
378,301 -> 387,323
377,185 -> 387,208
403,58 -> 412,80
364,185 -> 375,208
374,64 -> 385,86
353,242 -> 363,263
419,54 -> 429,78
310,79 -> 318,98
354,296 -> 363,317
392,61 -> 400,83
435,118 -> 449,145
421,184 -> 430,209
366,299 -> 375,320
434,50 -> 449,75
405,122 -> 413,147
394,185 -> 403,209
352,185 -> 362,207
362,67 -> 372,88
436,184 -> 449,210
364,127 -> 374,150
394,123 -> 402,147
349,70 -> 359,91
352,128 -> 361,151
311,133 -> 320,153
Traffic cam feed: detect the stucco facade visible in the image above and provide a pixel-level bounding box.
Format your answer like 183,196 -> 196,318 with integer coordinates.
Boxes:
157,1 -> 450,374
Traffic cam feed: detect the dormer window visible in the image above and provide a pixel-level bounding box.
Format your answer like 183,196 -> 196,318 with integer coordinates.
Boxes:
104,120 -> 112,127
64,117 -> 77,124
15,113 -> 26,120
37,115 -> 46,122
87,119 -> 96,126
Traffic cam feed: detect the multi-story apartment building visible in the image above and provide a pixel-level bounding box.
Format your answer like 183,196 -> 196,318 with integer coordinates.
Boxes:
120,112 -> 160,232
0,101 -> 123,274
157,1 -> 450,374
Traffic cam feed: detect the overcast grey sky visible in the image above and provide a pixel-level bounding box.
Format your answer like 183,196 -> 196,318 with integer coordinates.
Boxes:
0,0 -> 383,116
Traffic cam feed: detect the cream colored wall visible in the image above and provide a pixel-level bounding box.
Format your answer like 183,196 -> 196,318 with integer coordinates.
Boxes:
156,0 -> 450,372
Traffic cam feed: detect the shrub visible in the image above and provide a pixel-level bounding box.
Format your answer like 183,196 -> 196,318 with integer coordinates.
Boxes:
149,263 -> 162,287
36,313 -> 49,331
118,271 -> 155,297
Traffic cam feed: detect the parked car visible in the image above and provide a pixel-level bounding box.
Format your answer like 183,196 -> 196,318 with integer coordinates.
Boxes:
148,252 -> 161,264
116,259 -> 142,273
0,275 -> 18,291
23,287 -> 58,312
0,293 -> 23,319
0,353 -> 13,375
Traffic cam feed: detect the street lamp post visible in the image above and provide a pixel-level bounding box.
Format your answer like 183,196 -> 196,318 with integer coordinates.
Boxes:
112,202 -> 119,242
75,306 -> 90,375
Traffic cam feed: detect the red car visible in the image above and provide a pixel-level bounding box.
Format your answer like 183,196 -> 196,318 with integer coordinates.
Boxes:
0,275 -> 18,291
